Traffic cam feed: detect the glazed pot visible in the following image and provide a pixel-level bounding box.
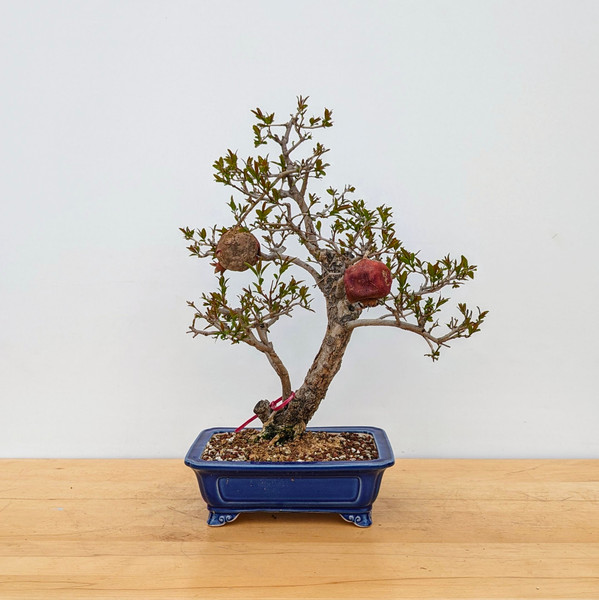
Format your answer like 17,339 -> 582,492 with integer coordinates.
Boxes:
185,426 -> 394,527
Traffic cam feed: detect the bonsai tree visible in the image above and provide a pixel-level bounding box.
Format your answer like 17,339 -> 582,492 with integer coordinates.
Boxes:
181,96 -> 487,443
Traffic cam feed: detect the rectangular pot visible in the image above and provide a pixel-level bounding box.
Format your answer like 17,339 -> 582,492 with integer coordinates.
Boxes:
185,426 -> 395,527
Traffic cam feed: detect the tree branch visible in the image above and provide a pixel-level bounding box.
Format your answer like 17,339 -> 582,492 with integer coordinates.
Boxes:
188,318 -> 292,399
276,121 -> 322,260
245,327 -> 292,399
346,317 -> 452,347
234,168 -> 299,224
260,251 -> 321,283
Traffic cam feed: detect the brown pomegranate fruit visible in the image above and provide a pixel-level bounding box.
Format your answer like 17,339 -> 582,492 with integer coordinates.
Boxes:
214,228 -> 260,273
343,258 -> 392,306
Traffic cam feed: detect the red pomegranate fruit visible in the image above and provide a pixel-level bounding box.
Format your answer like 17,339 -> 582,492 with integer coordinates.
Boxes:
214,228 -> 260,273
344,258 -> 392,306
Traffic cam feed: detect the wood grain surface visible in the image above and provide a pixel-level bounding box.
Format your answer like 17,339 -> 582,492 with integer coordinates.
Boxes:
1,459 -> 598,599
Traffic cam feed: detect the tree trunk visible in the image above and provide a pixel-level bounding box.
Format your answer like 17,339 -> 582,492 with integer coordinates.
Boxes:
279,320 -> 353,435
262,252 -> 362,441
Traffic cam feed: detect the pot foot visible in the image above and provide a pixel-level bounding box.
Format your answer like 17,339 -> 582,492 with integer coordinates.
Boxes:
207,511 -> 239,526
339,511 -> 372,527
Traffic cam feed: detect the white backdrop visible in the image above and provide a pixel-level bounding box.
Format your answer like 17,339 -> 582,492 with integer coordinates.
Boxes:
2,0 -> 598,458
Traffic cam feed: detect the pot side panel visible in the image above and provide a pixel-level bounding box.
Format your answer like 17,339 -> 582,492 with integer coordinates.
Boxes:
217,475 -> 361,504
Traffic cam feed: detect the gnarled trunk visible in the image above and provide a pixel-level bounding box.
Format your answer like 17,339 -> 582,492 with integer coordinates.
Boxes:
262,253 -> 362,440
280,320 -> 353,435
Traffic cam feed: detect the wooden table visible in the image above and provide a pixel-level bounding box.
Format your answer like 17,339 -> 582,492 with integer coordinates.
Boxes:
1,459 -> 598,599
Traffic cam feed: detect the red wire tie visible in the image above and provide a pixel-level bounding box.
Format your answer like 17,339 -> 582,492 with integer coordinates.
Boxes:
235,392 -> 296,432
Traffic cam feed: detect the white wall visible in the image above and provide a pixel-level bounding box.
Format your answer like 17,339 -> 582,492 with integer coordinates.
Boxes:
1,0 -> 598,458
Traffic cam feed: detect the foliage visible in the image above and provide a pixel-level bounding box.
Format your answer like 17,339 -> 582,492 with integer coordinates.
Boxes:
181,96 -> 487,431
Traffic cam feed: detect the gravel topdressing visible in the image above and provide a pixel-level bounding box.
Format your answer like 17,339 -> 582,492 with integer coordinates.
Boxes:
200,430 -> 379,462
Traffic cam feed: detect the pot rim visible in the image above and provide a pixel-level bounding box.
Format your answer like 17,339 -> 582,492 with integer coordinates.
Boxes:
184,426 -> 395,471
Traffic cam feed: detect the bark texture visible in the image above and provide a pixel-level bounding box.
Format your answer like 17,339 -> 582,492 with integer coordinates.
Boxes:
262,252 -> 362,439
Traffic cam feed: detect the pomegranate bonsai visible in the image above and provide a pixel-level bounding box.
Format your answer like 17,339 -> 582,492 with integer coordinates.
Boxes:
181,96 -> 487,443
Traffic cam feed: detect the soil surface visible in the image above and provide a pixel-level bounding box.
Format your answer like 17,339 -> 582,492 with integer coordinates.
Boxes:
201,430 -> 379,462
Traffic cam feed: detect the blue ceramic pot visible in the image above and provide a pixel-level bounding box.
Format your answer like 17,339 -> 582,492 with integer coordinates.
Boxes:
185,426 -> 395,527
